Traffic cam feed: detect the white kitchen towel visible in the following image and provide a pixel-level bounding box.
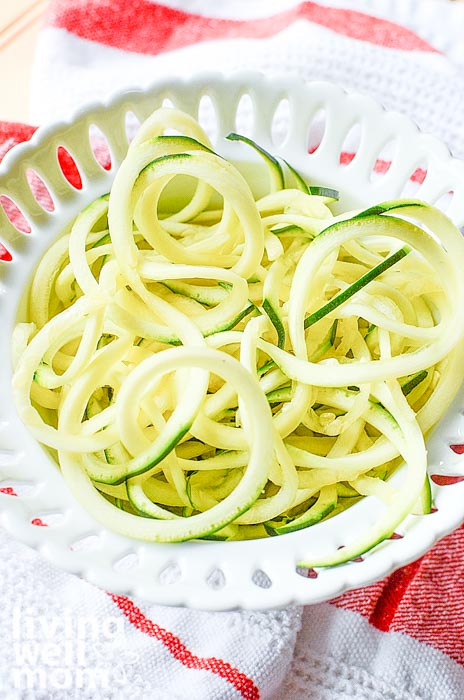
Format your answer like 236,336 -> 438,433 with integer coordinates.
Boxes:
31,0 -> 464,158
0,525 -> 301,699
1,1 -> 464,699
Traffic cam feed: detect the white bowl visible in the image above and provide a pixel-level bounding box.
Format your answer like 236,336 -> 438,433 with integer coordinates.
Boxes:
1,72 -> 464,611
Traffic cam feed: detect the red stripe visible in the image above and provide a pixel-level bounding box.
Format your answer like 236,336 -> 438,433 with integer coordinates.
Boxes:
387,525 -> 464,665
333,525 -> 464,665
367,559 -> 422,632
18,509 -> 258,695
332,579 -> 386,618
108,593 -> 260,699
0,122 -> 36,161
26,512 -> 257,695
47,0 -> 437,56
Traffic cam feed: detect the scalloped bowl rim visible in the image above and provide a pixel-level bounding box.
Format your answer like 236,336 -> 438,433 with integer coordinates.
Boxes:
0,71 -> 463,610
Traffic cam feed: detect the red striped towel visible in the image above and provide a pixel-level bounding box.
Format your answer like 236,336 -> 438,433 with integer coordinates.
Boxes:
1,2 -> 464,698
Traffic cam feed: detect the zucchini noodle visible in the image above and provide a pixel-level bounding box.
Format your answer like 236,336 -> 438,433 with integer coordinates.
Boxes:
11,107 -> 464,566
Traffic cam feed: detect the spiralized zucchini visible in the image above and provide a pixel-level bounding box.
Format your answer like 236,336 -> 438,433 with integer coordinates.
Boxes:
11,107 -> 464,566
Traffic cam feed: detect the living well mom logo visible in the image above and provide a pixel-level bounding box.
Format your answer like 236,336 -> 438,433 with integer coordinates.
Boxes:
9,606 -> 130,691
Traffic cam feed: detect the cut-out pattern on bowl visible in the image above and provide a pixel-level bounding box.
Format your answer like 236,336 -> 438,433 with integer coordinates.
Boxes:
369,138 -> 397,182
0,195 -> 31,233
0,243 -> 12,262
197,94 -> 219,144
271,97 -> 291,147
0,448 -> 23,467
158,561 -> 182,585
306,108 -> 327,155
206,568 -> 227,590
431,474 -> 464,486
69,534 -> 101,552
0,486 -> 17,496
1,73 -> 464,610
434,190 -> 454,214
296,566 -> 318,579
400,160 -> 428,197
252,570 -> 273,589
113,552 -> 139,572
31,512 -> 65,528
339,123 -> 362,166
88,124 -> 112,171
26,168 -> 55,212
124,110 -> 142,145
450,444 -> 464,455
31,517 -> 47,527
0,481 -> 39,498
57,146 -> 83,190
162,97 -> 175,110
234,93 -> 254,137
